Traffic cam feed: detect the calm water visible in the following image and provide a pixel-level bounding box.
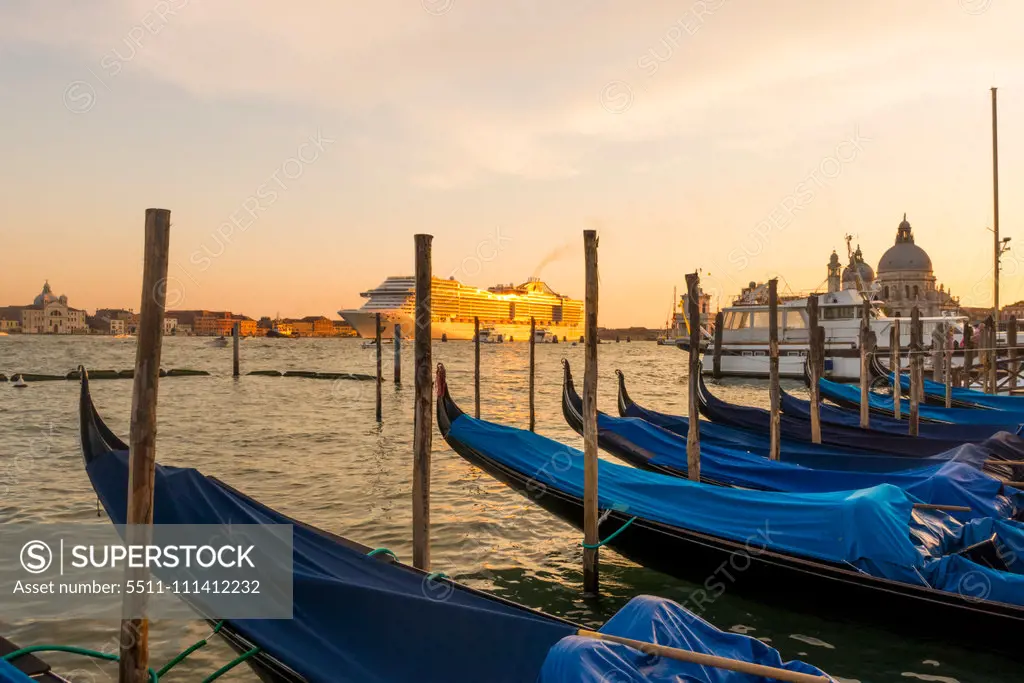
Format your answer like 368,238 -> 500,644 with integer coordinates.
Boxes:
0,335 -> 1016,682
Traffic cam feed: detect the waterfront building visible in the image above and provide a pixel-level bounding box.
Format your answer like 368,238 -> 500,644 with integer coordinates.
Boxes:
0,281 -> 88,334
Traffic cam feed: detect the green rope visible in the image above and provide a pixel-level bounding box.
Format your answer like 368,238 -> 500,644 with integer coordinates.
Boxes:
1,645 -> 158,683
425,571 -> 449,581
582,516 -> 638,549
367,547 -> 398,560
201,646 -> 261,682
156,621 -> 225,676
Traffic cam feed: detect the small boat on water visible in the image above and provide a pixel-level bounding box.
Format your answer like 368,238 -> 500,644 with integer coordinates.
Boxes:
478,328 -> 505,344
0,638 -> 70,682
210,336 -> 230,347
361,339 -> 394,349
76,369 -> 832,683
11,375 -> 27,388
436,364 -> 1024,655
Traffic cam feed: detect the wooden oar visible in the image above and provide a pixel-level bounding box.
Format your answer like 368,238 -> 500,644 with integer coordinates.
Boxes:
576,630 -> 830,683
912,504 -> 972,513
985,460 -> 1024,466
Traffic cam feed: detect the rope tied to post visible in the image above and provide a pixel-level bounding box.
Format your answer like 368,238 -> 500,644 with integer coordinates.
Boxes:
582,515 -> 638,549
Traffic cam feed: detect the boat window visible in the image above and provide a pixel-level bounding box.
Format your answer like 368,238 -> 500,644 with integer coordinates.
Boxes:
728,312 -> 749,329
751,311 -> 769,329
822,306 -> 854,320
784,310 -> 806,329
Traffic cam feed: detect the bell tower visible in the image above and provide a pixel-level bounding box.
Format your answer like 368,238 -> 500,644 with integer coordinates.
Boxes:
827,250 -> 841,293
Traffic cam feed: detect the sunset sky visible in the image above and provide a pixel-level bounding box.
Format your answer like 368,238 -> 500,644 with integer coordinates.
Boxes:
2,0 -> 1023,326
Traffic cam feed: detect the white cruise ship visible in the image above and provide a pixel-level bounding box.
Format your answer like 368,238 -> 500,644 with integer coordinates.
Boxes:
339,276 -> 585,341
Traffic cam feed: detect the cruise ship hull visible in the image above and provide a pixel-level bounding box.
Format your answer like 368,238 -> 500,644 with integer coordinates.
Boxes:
339,310 -> 584,342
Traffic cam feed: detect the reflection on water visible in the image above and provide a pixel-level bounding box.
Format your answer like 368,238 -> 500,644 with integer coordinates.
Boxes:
0,336 -> 1017,681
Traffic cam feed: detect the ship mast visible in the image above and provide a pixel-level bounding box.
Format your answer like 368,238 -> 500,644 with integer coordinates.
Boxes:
844,234 -> 869,304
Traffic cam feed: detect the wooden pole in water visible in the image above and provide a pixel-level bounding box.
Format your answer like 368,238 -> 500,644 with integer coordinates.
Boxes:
931,327 -> 944,383
474,316 -> 481,419
909,307 -> 921,436
988,315 -> 998,394
232,321 -> 240,377
980,317 -> 991,394
891,318 -> 901,419
1008,316 -> 1018,392
806,295 -> 822,444
394,324 -> 401,385
119,208 -> 170,683
859,299 -> 871,429
768,279 -> 780,460
582,229 -> 600,596
375,312 -> 383,422
915,313 -> 925,404
685,272 -> 702,477
712,311 -> 724,379
992,87 -> 1001,329
963,322 -> 975,388
945,323 -> 953,409
413,234 -> 432,571
529,316 -> 536,432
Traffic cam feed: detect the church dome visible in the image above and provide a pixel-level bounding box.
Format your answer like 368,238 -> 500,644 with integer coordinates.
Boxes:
33,280 -> 59,307
877,214 -> 932,274
841,245 -> 874,287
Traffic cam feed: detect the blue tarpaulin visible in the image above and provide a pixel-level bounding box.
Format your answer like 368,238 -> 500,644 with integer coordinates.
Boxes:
448,413 -> 1024,607
87,449 -> 576,683
592,411 -> 1020,521
539,596 -> 832,682
817,376 -> 1024,430
0,661 -> 34,683
895,372 -> 1024,411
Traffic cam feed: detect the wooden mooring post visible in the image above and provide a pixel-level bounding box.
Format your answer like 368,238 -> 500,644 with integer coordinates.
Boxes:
987,315 -> 998,394
909,307 -> 921,436
232,321 -> 240,377
963,324 -> 975,388
859,300 -> 871,429
768,279 -> 780,460
582,230 -> 600,596
413,234 -> 432,571
806,295 -> 822,444
944,323 -> 953,409
1009,316 -> 1018,392
474,316 -> 481,419
712,311 -> 724,379
529,316 -> 536,432
685,271 -> 702,477
119,208 -> 171,683
394,324 -> 402,385
891,318 -> 901,419
931,326 -> 944,383
375,313 -> 383,422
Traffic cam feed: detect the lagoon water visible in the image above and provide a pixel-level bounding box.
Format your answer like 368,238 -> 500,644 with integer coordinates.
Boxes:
0,335 -> 1015,681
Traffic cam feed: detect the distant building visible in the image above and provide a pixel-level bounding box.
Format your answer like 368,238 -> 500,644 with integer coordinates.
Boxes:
166,310 -> 256,336
1,281 -> 88,334
0,317 -> 20,333
110,319 -> 125,335
333,320 -> 357,337
164,318 -> 178,335
1001,301 -> 1024,322
91,308 -> 138,334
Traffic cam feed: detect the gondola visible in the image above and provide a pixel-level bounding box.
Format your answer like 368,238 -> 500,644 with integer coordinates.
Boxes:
437,363 -> 1024,657
872,353 -> 1024,411
696,371 -> 969,457
79,368 -> 831,683
613,368 -> 989,472
813,371 -> 1024,429
561,362 -> 1021,519
787,364 -> 1024,444
0,639 -> 69,683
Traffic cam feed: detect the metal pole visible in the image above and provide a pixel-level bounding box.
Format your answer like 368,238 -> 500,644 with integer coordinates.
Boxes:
582,230 -> 600,596
119,208 -> 170,683
993,87 -> 1000,324
412,234 -> 432,571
